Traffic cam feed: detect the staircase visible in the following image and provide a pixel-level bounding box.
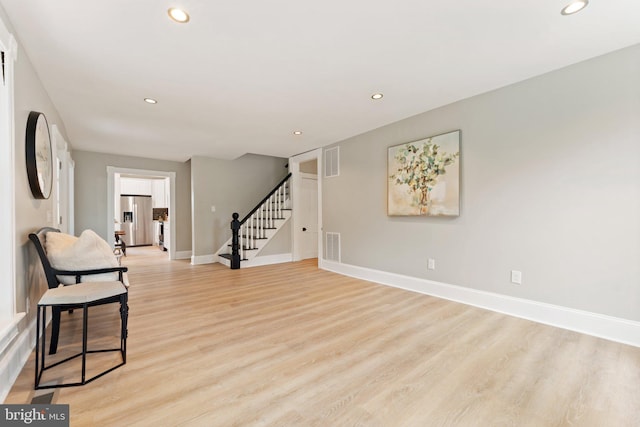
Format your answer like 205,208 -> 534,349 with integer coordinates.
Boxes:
218,174 -> 291,268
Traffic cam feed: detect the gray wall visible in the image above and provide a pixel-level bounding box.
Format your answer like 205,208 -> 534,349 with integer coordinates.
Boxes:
2,3 -> 67,365
260,221 -> 291,256
73,151 -> 192,252
12,29 -> 69,315
300,159 -> 317,174
191,154 -> 289,257
323,44 -> 640,321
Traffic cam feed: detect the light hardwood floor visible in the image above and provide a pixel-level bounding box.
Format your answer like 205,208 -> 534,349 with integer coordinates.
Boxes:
5,247 -> 640,426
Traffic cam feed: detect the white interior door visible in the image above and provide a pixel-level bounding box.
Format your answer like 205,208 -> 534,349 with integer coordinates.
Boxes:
300,176 -> 318,259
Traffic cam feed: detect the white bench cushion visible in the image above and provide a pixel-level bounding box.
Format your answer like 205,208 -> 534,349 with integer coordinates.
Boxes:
38,281 -> 127,306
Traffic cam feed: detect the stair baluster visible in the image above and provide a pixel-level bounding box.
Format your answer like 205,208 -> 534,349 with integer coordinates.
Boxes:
249,215 -> 253,249
252,213 -> 256,247
268,194 -> 273,229
228,173 -> 292,269
239,224 -> 244,260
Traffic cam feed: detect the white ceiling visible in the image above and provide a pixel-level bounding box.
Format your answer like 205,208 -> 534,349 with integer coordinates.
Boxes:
2,0 -> 639,162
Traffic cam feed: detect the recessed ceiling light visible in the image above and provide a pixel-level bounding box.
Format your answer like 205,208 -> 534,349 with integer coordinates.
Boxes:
371,93 -> 384,100
168,8 -> 190,23
144,98 -> 158,104
293,131 -> 303,136
561,0 -> 588,15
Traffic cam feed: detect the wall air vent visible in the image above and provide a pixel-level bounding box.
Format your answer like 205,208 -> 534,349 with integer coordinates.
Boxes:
324,146 -> 339,178
325,232 -> 341,262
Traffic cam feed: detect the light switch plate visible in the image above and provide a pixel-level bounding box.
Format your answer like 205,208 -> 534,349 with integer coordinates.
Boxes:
511,270 -> 522,284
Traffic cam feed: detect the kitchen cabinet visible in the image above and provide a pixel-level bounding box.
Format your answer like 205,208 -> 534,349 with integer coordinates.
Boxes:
151,179 -> 168,208
163,221 -> 170,252
153,220 -> 160,246
120,177 -> 167,208
120,177 -> 152,196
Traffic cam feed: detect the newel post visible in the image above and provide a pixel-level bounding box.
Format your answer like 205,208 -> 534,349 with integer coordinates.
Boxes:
230,212 -> 241,269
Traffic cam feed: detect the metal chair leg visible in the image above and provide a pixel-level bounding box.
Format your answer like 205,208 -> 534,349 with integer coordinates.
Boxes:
49,306 -> 61,354
81,304 -> 88,384
120,293 -> 128,363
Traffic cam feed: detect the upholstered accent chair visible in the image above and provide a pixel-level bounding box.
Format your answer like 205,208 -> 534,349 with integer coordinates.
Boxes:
29,227 -> 129,355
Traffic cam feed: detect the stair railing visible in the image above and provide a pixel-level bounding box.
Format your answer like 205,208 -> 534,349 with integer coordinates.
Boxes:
230,173 -> 291,269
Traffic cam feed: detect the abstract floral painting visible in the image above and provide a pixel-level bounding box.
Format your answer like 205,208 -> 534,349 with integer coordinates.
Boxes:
388,130 -> 460,216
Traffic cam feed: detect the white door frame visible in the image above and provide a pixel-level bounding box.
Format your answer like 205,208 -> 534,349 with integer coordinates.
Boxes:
107,167 -> 176,260
289,148 -> 322,263
51,125 -> 73,233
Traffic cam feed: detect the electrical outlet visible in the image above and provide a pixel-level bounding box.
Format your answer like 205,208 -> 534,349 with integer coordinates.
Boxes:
511,270 -> 522,285
428,258 -> 436,270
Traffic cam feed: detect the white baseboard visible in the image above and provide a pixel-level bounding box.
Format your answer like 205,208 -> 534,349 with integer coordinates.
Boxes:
0,313 -> 33,403
0,313 -> 24,355
242,253 -> 292,268
191,254 -> 217,265
215,253 -> 292,268
321,260 -> 640,348
174,250 -> 192,260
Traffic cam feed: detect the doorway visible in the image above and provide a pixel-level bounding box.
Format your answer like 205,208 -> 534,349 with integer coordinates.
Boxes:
289,149 -> 322,263
299,174 -> 318,259
107,167 -> 176,261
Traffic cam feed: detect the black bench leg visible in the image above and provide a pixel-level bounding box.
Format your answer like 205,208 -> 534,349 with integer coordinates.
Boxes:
49,306 -> 61,355
120,293 -> 128,363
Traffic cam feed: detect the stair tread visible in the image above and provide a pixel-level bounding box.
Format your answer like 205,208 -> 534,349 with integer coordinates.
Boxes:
219,253 -> 248,261
225,244 -> 260,249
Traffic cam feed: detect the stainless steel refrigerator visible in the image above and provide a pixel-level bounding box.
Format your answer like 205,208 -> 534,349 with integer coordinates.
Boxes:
120,195 -> 153,246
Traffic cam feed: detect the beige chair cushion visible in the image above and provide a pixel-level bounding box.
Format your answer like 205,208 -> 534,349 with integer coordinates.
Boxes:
45,230 -> 120,285
38,281 -> 127,306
